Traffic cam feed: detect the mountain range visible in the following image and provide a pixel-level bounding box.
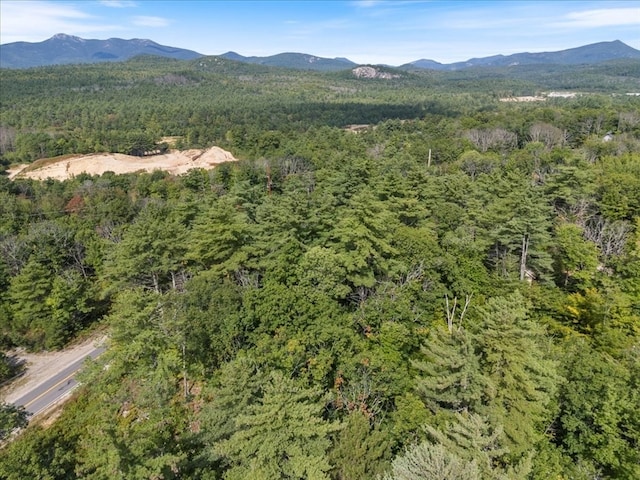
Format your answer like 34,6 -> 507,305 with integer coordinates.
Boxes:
0,33 -> 202,69
1,34 -> 639,71
404,40 -> 640,70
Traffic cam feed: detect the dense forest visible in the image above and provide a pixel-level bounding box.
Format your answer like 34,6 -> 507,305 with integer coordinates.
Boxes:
0,56 -> 639,479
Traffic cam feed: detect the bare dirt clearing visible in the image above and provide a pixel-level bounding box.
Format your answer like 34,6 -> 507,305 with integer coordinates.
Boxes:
8,146 -> 237,181
1,335 -> 106,404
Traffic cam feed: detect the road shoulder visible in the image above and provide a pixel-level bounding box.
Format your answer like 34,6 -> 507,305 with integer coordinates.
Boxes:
1,335 -> 106,404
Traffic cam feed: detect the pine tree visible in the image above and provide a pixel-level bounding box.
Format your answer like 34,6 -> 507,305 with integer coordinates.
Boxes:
477,172 -> 554,282
186,196 -> 255,276
328,411 -> 391,480
215,371 -> 339,480
474,292 -> 558,461
104,201 -> 187,294
423,412 -> 511,479
382,442 -> 480,480
325,190 -> 399,290
413,325 -> 486,414
7,258 -> 52,348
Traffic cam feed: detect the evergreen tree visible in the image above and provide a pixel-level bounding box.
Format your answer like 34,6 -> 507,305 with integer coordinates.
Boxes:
473,293 -> 559,461
413,324 -> 486,414
382,442 -> 480,480
325,190 -> 399,291
186,196 -> 255,276
215,371 -> 339,480
104,201 -> 188,293
7,258 -> 53,349
328,411 -> 391,480
555,340 -> 640,478
423,412 -> 514,479
478,172 -> 554,281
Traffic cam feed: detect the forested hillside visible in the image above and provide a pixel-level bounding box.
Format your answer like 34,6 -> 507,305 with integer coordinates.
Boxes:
1,57 -> 639,479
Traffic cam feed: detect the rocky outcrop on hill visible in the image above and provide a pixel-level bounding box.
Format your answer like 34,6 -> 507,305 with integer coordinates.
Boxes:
351,66 -> 400,79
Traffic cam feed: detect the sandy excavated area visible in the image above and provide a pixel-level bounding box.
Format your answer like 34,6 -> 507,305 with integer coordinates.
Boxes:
1,335 -> 106,404
9,146 -> 237,181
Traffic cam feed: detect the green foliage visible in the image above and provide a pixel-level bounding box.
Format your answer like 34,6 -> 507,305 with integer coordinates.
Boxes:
413,325 -> 486,413
328,411 -> 391,480
325,190 -> 399,290
382,442 -> 481,480
0,403 -> 29,440
103,201 -> 188,293
214,371 -> 339,480
4,257 -> 92,349
6,258 -> 52,347
0,422 -> 78,479
473,293 -> 559,461
423,412 -> 513,479
177,271 -> 247,369
554,340 -> 640,478
1,57 -> 639,479
186,196 -> 255,276
553,222 -> 599,289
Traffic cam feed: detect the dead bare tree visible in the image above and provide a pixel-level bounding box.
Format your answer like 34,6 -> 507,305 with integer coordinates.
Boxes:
579,115 -> 605,138
233,268 -> 260,288
333,368 -> 385,421
0,125 -> 16,155
618,111 -> 640,133
466,128 -> 517,153
0,236 -> 29,275
444,294 -> 472,333
529,122 -> 566,150
583,217 -> 630,258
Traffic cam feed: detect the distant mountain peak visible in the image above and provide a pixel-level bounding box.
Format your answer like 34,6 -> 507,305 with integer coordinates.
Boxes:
219,51 -> 357,71
51,33 -> 84,42
0,34 -> 203,68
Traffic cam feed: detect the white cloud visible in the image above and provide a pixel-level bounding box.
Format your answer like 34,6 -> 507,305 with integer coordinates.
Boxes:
132,16 -> 170,27
556,8 -> 640,28
350,0 -> 384,7
100,0 -> 137,7
351,0 -> 430,7
0,1 -> 121,43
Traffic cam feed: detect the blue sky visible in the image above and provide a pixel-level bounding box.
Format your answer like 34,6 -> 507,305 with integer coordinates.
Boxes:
1,1 -> 639,65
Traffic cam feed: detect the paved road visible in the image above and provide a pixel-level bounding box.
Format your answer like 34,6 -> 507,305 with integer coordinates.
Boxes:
12,345 -> 106,416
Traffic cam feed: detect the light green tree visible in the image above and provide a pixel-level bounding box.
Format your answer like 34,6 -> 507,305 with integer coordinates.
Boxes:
474,293 -> 558,461
413,318 -> 486,414
186,196 -> 255,276
553,222 -> 598,289
382,442 -> 480,480
215,371 -> 339,480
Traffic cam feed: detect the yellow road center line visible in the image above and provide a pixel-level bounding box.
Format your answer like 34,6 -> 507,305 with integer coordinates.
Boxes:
23,370 -> 78,409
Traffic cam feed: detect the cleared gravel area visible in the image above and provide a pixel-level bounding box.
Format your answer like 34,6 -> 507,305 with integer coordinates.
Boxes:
8,146 -> 237,181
